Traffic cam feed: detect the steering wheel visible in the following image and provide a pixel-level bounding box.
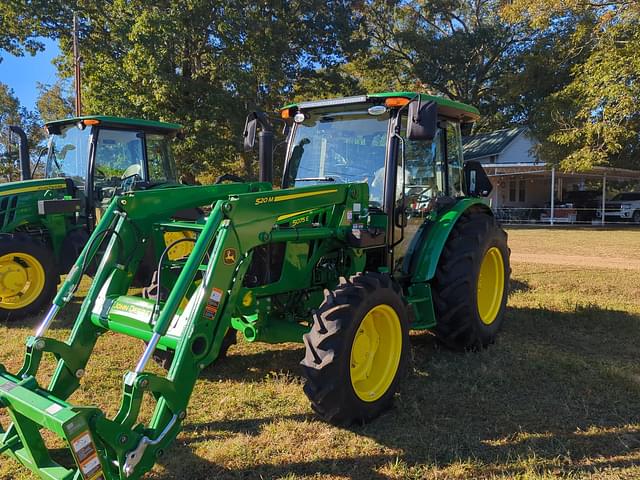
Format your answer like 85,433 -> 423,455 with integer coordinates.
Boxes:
120,164 -> 143,192
122,164 -> 142,180
215,173 -> 245,184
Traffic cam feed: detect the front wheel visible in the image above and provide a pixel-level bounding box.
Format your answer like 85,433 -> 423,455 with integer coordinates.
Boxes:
432,209 -> 510,350
301,272 -> 410,425
632,210 -> 640,224
0,235 -> 57,321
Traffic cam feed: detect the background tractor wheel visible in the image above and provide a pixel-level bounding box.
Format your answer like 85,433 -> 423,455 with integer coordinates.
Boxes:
0,235 -> 57,322
432,208 -> 510,350
301,272 -> 410,425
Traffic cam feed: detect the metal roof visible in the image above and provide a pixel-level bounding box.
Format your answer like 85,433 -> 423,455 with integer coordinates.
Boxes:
45,115 -> 182,132
463,127 -> 527,160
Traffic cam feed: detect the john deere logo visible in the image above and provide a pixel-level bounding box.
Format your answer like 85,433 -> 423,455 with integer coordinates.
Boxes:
223,248 -> 237,265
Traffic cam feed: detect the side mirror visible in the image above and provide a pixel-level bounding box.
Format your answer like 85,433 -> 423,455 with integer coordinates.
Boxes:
463,160 -> 493,197
406,100 -> 437,141
243,116 -> 258,152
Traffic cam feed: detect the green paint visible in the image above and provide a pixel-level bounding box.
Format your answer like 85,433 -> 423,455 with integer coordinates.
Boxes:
45,115 -> 182,133
0,117 -> 183,318
409,198 -> 492,283
0,94 -> 498,480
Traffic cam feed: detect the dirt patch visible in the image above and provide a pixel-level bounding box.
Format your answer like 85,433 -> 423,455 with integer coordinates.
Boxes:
511,252 -> 640,270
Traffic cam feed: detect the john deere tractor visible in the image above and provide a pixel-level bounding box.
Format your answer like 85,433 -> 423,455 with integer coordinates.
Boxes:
0,117 -> 181,320
0,92 -> 509,479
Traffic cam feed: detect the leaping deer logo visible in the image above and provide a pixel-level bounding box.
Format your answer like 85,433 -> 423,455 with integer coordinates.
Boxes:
223,248 -> 237,265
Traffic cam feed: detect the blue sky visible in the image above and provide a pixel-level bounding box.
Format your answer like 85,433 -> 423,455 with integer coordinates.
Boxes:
0,38 -> 61,112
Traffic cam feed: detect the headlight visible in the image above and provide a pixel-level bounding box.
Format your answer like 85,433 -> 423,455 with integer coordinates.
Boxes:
621,204 -> 632,210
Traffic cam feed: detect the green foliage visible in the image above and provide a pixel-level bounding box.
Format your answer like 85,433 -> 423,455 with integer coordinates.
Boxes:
345,0 -> 531,132
36,80 -> 74,122
502,1 -> 640,171
3,0 -> 639,175
48,0 -> 361,179
0,83 -> 45,181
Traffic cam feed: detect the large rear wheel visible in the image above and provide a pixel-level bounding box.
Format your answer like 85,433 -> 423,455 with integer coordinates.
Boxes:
301,272 -> 410,425
0,236 -> 57,321
432,209 -> 510,350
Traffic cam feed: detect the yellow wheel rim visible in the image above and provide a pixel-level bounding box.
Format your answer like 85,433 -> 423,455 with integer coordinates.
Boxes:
477,246 -> 505,325
0,253 -> 46,310
350,304 -> 402,402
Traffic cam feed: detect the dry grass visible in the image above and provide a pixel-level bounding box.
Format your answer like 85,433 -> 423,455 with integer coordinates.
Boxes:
1,228 -> 640,479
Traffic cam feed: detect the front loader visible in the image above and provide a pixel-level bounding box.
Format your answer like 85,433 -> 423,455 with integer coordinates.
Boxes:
0,92 -> 510,479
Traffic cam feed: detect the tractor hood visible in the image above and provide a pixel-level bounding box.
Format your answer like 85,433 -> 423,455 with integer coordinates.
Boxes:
0,178 -> 68,198
0,177 -> 70,232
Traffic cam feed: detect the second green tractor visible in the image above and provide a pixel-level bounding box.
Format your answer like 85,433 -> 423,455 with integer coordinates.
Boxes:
0,92 -> 510,479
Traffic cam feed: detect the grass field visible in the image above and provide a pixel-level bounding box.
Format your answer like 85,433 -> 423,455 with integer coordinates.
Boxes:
1,228 -> 640,479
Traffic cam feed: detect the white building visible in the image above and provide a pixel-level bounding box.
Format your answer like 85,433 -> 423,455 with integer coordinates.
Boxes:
463,127 -> 640,223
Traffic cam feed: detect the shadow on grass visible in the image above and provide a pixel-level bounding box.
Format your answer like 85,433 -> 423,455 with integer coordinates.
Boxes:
159,303 -> 640,479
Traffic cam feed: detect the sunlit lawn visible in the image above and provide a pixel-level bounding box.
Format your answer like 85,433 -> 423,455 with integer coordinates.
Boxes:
1,228 -> 639,479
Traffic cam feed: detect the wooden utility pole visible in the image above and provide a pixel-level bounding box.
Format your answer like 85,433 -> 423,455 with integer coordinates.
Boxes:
73,13 -> 82,116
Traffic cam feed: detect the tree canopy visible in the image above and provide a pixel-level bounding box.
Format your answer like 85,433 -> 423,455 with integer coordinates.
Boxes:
1,0 -> 639,175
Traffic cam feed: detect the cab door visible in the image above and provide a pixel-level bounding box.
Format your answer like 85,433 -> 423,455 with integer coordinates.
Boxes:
391,119 -> 465,273
391,125 -> 445,272
90,129 -> 146,224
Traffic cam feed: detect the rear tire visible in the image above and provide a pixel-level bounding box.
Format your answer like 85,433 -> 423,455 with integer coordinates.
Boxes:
432,209 -> 510,350
0,235 -> 57,322
301,272 -> 410,425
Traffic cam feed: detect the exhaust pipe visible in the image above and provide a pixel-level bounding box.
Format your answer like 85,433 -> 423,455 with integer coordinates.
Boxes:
9,126 -> 31,181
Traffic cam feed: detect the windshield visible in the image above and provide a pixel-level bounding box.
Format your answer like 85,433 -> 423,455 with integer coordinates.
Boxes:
46,125 -> 91,188
286,107 -> 389,202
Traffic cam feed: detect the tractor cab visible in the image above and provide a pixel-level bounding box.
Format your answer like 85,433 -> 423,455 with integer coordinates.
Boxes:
276,92 -> 491,271
44,116 -> 181,225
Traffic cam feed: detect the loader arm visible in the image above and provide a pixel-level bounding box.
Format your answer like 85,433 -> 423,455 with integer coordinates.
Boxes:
0,181 -> 368,480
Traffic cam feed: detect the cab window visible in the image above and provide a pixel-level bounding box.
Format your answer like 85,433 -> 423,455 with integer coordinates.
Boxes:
94,129 -> 144,201
146,133 -> 176,182
445,121 -> 464,196
94,129 -> 144,181
45,124 -> 91,189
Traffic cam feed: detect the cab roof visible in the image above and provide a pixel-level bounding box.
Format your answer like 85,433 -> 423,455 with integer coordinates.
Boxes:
283,91 -> 480,122
45,115 -> 182,133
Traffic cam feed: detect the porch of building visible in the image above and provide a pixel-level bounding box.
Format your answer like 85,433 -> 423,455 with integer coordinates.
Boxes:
483,164 -> 640,225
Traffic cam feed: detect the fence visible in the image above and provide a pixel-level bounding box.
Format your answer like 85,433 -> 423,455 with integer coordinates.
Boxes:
494,206 -> 640,226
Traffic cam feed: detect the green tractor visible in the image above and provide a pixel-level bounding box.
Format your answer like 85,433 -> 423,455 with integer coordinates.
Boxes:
1,117 -> 181,320
0,92 -> 509,479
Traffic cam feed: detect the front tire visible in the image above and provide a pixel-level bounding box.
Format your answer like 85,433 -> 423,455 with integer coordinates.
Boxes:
432,209 -> 510,350
0,235 -> 57,321
301,272 -> 410,425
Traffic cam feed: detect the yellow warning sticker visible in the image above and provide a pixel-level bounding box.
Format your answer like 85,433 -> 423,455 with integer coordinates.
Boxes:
69,430 -> 104,480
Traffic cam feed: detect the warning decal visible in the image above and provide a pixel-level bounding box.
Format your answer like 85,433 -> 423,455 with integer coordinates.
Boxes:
204,288 -> 223,319
69,430 -> 104,479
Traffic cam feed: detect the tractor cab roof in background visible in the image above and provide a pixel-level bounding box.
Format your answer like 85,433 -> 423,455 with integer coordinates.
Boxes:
283,91 -> 480,123
45,115 -> 183,134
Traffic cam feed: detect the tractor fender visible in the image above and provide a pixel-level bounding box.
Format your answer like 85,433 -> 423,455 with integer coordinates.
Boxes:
408,198 -> 493,284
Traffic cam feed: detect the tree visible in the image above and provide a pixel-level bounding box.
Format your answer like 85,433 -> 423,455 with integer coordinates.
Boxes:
0,83 -> 45,181
502,0 -> 640,171
42,0 -> 361,179
344,0 -> 532,132
36,80 -> 74,122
